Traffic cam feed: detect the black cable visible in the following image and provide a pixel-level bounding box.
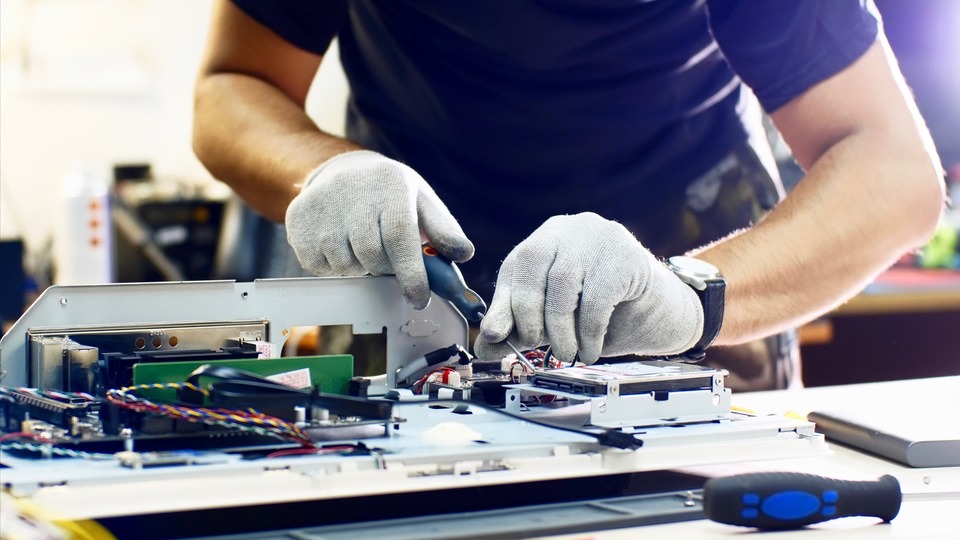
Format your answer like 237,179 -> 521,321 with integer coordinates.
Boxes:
183,365 -> 642,449
182,364 -> 393,420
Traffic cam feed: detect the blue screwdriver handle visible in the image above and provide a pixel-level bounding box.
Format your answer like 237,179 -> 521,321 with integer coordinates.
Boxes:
703,472 -> 902,529
421,245 -> 487,323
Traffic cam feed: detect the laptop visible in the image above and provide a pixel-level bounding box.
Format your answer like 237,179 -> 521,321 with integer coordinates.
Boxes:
807,377 -> 960,468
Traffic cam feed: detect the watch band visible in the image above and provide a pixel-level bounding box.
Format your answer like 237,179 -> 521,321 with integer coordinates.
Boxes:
681,278 -> 725,361
662,256 -> 726,362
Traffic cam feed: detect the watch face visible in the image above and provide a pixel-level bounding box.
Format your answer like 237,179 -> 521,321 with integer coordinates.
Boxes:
667,256 -> 721,279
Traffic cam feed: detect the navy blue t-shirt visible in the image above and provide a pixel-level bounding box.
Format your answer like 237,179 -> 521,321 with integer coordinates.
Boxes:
231,0 -> 879,294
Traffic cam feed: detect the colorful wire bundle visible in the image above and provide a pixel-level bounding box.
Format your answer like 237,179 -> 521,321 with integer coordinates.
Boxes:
106,383 -> 312,446
1,385 -> 398,466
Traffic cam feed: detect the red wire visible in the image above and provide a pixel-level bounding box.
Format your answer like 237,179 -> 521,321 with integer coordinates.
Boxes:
0,432 -> 53,444
265,445 -> 357,459
413,367 -> 457,394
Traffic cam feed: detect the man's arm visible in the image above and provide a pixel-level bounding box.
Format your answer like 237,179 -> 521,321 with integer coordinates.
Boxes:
193,0 -> 360,223
694,39 -> 945,345
193,1 -> 473,306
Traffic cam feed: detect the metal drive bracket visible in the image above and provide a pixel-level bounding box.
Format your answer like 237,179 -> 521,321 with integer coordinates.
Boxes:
505,370 -> 731,428
0,276 -> 468,390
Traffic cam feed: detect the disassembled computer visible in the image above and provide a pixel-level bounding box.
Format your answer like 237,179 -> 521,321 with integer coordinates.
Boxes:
0,277 -> 822,538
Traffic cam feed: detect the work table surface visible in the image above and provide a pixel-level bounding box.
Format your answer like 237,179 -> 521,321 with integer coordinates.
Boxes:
544,376 -> 960,539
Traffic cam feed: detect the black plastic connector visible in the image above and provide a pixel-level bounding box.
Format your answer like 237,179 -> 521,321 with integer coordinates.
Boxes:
594,430 -> 644,450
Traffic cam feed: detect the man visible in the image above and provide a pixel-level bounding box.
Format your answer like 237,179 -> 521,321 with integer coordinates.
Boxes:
193,1 -> 944,390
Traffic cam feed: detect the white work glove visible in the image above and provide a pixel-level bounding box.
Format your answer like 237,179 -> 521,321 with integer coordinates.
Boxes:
475,212 -> 704,363
285,150 -> 473,309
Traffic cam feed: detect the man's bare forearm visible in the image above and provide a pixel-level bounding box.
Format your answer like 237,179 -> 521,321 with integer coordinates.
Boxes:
695,131 -> 943,345
193,72 -> 361,223
691,40 -> 945,346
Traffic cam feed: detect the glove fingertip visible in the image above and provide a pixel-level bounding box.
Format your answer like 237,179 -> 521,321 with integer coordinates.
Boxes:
552,343 -> 579,365
412,290 -> 432,311
576,311 -> 612,366
479,325 -> 508,344
419,202 -> 474,263
431,235 -> 475,263
479,309 -> 513,342
578,347 -> 601,366
473,336 -> 509,361
399,279 -> 431,311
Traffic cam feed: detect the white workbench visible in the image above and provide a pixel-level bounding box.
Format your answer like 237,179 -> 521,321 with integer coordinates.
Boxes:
542,376 -> 960,539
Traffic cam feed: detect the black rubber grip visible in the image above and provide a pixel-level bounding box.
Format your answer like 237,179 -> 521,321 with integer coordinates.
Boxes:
422,245 -> 486,322
703,472 -> 902,529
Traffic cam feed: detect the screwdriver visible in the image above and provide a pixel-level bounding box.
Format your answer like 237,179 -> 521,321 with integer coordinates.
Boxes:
702,472 -> 902,529
421,245 -> 537,372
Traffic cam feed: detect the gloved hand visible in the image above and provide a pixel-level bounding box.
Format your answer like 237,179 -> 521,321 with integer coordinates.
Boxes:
475,212 -> 704,363
285,150 -> 473,309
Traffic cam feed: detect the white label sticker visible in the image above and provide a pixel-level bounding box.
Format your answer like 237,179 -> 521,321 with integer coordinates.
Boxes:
246,341 -> 273,358
266,368 -> 312,389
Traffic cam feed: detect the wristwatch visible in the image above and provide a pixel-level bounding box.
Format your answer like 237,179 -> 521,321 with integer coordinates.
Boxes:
664,255 -> 726,362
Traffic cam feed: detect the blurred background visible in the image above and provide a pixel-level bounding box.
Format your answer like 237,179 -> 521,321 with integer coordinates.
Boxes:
0,0 -> 957,384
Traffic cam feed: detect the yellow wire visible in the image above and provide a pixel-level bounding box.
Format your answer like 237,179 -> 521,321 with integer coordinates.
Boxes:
2,492 -> 116,540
